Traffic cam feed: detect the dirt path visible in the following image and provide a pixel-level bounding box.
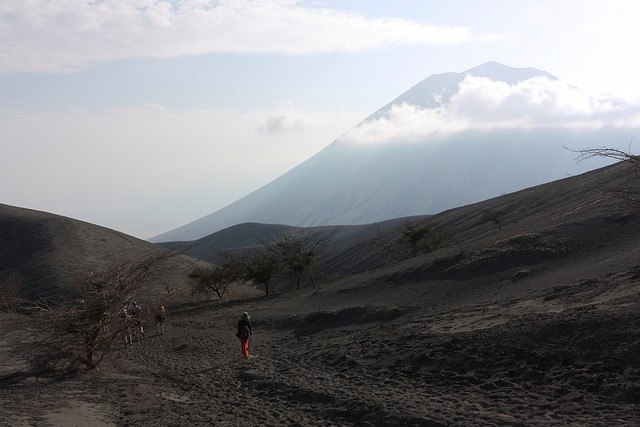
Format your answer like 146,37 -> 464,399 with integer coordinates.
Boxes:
1,268 -> 640,426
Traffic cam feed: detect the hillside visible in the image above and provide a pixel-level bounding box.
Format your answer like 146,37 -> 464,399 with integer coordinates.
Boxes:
1,161 -> 639,425
0,204 -> 196,301
157,216 -> 426,265
162,161 -> 640,284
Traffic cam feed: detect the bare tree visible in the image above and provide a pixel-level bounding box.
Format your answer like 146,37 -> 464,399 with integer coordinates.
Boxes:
19,250 -> 178,372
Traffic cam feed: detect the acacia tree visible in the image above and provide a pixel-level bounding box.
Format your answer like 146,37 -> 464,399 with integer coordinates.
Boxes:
20,250 -> 178,372
242,254 -> 279,298
262,230 -> 334,291
373,221 -> 456,263
189,254 -> 244,300
399,222 -> 433,257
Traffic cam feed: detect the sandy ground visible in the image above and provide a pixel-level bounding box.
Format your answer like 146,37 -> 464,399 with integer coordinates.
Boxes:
1,257 -> 639,426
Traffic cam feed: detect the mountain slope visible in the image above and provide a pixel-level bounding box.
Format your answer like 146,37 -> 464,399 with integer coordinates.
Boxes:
157,215 -> 425,265
0,204 -> 194,300
151,62 -> 632,242
160,161 -> 640,283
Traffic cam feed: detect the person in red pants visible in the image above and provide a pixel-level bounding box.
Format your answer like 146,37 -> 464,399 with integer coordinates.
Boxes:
236,312 -> 253,359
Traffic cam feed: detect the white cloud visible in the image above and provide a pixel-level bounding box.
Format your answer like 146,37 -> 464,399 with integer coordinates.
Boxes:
0,102 -> 362,237
258,109 -> 321,134
340,76 -> 640,145
0,0 -> 501,73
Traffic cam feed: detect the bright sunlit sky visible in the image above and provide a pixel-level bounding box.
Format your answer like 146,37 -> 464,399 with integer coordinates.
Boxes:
1,0 -> 639,239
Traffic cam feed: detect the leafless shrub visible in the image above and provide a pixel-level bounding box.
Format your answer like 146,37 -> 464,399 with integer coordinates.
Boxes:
574,146 -> 640,208
371,227 -> 402,264
0,270 -> 26,313
19,250 -> 179,373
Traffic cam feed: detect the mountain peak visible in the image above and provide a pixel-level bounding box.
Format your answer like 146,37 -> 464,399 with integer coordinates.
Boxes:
373,61 -> 557,114
464,61 -> 557,83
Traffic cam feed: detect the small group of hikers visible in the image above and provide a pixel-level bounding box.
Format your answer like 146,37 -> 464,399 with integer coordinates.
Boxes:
120,303 -> 253,360
120,301 -> 167,346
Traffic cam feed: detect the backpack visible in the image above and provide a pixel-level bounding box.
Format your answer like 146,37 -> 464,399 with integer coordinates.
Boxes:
240,324 -> 251,339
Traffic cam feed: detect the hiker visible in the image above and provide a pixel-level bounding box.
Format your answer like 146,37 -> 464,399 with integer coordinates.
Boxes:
154,304 -> 166,335
236,312 -> 253,359
129,301 -> 145,338
120,308 -> 133,346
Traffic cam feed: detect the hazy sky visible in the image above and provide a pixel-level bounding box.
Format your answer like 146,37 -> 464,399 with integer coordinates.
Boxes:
1,0 -> 639,239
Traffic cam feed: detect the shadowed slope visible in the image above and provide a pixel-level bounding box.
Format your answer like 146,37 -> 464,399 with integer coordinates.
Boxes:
0,204 -> 194,300
161,162 -> 640,285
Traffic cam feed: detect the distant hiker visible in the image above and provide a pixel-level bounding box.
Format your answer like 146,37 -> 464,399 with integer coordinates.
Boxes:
236,312 -> 253,359
129,301 -> 145,338
154,304 -> 166,335
120,308 -> 133,347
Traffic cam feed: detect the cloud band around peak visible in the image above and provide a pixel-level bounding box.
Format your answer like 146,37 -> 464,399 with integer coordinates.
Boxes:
339,75 -> 640,145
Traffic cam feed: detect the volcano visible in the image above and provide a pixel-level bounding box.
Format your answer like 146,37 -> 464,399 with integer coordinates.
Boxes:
151,62 -> 632,242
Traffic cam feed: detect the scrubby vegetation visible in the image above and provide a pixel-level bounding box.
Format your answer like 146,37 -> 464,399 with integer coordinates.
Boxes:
17,251 -> 178,372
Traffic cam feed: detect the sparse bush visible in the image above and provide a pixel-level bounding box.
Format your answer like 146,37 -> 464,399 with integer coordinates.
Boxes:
261,230 -> 334,291
241,254 -> 280,298
482,208 -> 504,230
574,146 -> 640,207
189,254 -> 244,300
372,220 -> 460,264
19,251 -> 178,372
399,222 -> 433,257
371,227 -> 402,264
0,270 -> 25,313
